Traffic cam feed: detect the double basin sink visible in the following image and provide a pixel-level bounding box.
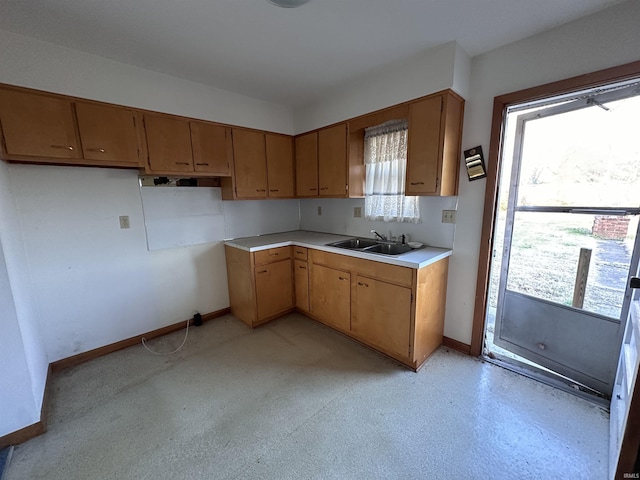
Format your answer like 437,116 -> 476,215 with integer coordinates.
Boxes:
326,237 -> 413,256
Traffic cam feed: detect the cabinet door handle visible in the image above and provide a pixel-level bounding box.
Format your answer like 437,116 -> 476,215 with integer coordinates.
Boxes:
338,276 -> 348,281
269,189 -> 279,192
309,188 -> 317,191
175,162 -> 190,166
410,182 -> 425,185
256,189 -> 266,192
298,265 -> 306,270
320,187 -> 329,190
87,148 -> 106,153
296,251 -> 304,254
196,162 -> 209,166
50,144 -> 74,151
257,270 -> 268,274
358,282 -> 369,287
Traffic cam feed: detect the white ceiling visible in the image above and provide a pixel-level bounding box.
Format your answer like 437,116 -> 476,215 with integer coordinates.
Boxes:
0,0 -> 625,108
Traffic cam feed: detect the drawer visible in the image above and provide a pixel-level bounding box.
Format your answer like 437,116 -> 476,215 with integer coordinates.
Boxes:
309,249 -> 413,287
293,246 -> 308,261
254,246 -> 291,266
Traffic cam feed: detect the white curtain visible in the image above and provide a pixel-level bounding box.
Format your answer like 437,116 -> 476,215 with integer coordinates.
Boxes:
364,120 -> 420,223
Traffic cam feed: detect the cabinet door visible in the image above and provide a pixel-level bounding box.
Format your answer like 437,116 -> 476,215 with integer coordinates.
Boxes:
190,121 -> 231,176
232,129 -> 267,198
266,134 -> 294,198
144,115 -> 194,173
294,259 -> 309,312
406,96 -> 443,195
75,102 -> 140,165
352,276 -> 412,358
294,132 -> 318,197
310,264 -> 350,331
318,123 -> 347,197
255,259 -> 293,321
0,88 -> 80,159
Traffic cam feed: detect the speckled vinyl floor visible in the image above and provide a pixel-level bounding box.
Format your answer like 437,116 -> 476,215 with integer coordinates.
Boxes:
5,313 -> 609,479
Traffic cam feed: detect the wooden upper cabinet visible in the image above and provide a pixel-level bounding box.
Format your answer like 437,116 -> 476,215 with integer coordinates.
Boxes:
75,102 -> 140,165
144,114 -> 194,173
318,123 -> 348,197
295,132 -> 318,197
406,92 -> 463,196
265,134 -> 294,198
231,128 -> 267,198
0,88 -> 80,160
190,121 -> 231,176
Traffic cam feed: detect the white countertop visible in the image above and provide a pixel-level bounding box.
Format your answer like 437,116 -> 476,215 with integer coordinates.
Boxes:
224,231 -> 452,269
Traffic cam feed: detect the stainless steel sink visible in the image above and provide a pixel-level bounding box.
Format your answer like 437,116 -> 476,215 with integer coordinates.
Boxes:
362,243 -> 413,255
326,237 -> 413,256
327,238 -> 379,249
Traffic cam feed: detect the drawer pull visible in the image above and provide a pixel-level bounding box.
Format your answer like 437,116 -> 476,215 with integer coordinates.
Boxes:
410,182 -> 424,185
269,189 -> 279,192
196,162 -> 209,166
175,161 -> 190,166
298,265 -> 306,270
338,276 -> 348,281
269,253 -> 279,257
296,251 -> 304,254
87,148 -> 106,153
320,187 -> 328,190
358,282 -> 369,287
309,188 -> 317,191
257,270 -> 268,274
256,189 -> 266,192
51,144 -> 74,151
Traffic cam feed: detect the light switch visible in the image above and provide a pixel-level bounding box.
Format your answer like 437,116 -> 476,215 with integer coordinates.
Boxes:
119,215 -> 130,229
354,207 -> 362,218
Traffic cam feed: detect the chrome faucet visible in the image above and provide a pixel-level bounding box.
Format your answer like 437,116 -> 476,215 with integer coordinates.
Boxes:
370,230 -> 387,241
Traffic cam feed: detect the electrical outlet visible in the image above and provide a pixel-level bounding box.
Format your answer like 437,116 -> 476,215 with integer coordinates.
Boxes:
354,206 -> 362,218
442,210 -> 456,224
317,206 -> 322,216
119,215 -> 130,229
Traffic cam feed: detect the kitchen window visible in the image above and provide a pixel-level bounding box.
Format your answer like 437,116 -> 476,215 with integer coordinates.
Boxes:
364,119 -> 420,223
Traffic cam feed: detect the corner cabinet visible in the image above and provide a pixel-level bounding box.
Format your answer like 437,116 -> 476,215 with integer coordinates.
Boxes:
224,245 -> 294,328
406,91 -> 464,196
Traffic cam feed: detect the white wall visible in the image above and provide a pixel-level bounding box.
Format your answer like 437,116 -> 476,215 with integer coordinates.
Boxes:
7,165 -> 300,362
0,161 -> 47,437
296,0 -> 640,345
300,197 -> 457,249
293,42 -> 468,134
0,29 -> 294,134
448,0 -> 640,344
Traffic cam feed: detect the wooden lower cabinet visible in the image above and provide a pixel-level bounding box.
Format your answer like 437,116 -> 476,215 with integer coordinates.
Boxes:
308,249 -> 448,370
225,243 -> 449,370
352,276 -> 412,358
309,264 -> 351,332
294,259 -> 310,312
255,259 -> 293,320
224,245 -> 293,328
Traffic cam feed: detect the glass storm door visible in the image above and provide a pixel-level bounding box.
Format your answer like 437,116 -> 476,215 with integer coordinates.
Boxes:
494,84 -> 640,396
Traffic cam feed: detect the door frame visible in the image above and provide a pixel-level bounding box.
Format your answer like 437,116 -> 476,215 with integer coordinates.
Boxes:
471,59 -> 640,473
